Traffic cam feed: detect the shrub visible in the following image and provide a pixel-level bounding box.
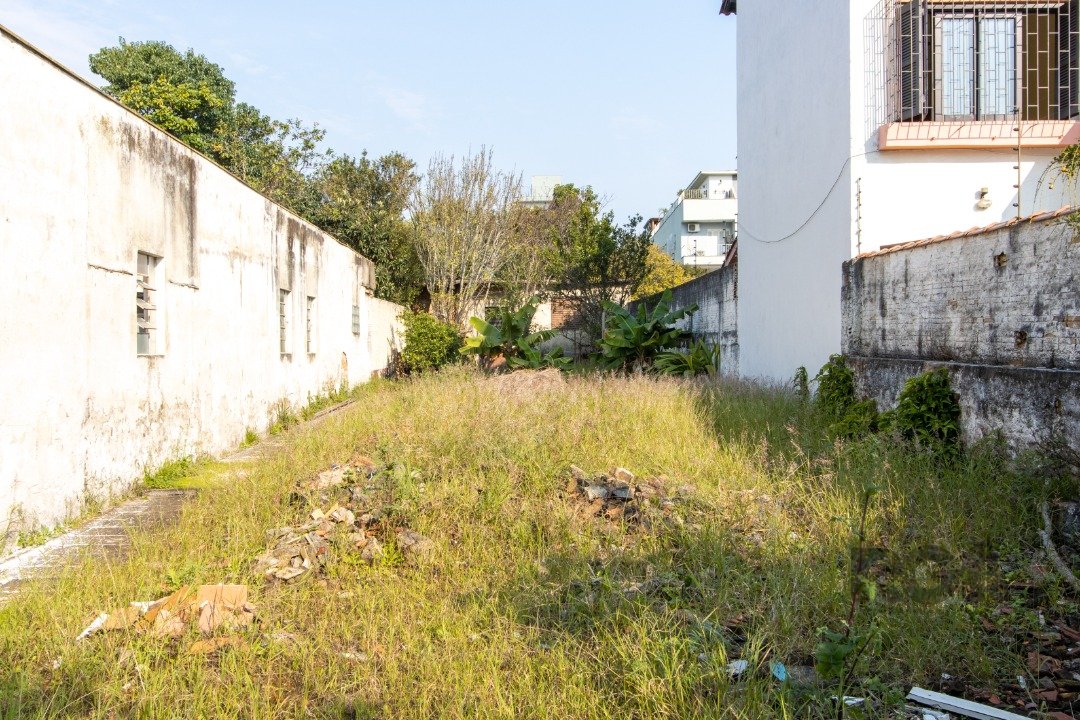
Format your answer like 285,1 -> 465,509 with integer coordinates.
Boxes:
597,291 -> 696,372
813,354 -> 856,421
881,367 -> 962,452
812,355 -> 879,438
401,311 -> 462,374
655,339 -> 720,377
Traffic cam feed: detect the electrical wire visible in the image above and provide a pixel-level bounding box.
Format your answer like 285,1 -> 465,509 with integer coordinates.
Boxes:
735,146 -> 1064,245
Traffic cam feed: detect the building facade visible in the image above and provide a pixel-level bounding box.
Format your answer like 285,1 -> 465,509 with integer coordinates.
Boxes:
0,26 -> 403,544
727,0 -> 1076,380
651,171 -> 738,269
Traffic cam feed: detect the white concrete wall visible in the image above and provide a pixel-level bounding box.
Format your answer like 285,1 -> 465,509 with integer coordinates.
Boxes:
732,0 -> 1074,382
0,28 -> 403,539
735,0 -> 855,381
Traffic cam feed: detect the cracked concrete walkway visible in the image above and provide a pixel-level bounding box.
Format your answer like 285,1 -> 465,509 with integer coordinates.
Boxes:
0,396 -> 360,605
0,490 -> 194,603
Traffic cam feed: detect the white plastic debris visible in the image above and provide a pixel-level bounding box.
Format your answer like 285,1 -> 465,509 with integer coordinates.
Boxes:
75,612 -> 108,641
726,659 -> 749,677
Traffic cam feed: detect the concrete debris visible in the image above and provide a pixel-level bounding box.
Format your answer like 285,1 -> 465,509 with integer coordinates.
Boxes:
76,584 -> 255,646
256,458 -> 435,581
395,529 -> 435,558
566,465 -> 675,526
309,456 -> 379,492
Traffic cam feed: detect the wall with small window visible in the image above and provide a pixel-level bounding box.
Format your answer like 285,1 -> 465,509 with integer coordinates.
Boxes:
0,27 -> 402,546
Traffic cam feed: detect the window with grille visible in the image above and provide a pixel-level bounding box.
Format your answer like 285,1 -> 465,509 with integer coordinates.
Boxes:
279,289 -> 289,356
351,304 -> 361,336
136,252 -> 159,355
895,0 -> 1079,122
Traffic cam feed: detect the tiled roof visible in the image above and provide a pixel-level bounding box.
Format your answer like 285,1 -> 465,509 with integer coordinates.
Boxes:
855,205 -> 1076,259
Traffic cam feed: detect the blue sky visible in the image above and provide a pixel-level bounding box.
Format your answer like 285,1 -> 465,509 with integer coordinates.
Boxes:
0,0 -> 736,221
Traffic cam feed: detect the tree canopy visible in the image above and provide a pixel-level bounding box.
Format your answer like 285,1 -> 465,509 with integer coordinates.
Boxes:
633,244 -> 696,300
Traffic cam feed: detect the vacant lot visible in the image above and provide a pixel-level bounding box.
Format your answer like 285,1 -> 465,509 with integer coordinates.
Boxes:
0,369 -> 1073,718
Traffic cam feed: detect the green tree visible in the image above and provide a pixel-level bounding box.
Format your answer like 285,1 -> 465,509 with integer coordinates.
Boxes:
115,77 -> 225,154
213,103 -> 328,217
90,39 -> 234,155
312,153 -> 422,304
632,244 -> 694,300
544,184 -> 650,347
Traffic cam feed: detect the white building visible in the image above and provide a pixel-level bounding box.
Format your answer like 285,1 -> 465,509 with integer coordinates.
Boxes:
724,0 -> 1075,381
651,171 -> 738,269
520,175 -> 563,209
0,25 -> 402,544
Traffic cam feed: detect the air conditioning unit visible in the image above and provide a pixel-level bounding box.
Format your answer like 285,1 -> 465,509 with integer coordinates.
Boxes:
686,223 -> 700,233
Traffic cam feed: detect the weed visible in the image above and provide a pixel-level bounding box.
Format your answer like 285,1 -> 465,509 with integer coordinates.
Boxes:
141,457 -> 196,489
880,368 -> 962,453
15,524 -> 66,549
241,428 -> 260,448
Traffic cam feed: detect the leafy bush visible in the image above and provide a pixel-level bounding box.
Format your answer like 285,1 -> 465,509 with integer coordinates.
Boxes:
831,399 -> 879,438
812,355 -> 878,438
813,354 -> 856,421
881,368 -> 962,452
655,340 -> 720,377
597,291 -> 696,371
461,296 -> 562,370
401,311 -> 462,374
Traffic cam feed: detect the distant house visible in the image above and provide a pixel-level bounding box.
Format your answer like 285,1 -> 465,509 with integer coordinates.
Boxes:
723,0 -> 1077,381
650,171 -> 738,270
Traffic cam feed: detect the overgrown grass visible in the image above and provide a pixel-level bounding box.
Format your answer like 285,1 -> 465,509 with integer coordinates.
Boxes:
0,368 -> 1063,718
141,457 -> 228,491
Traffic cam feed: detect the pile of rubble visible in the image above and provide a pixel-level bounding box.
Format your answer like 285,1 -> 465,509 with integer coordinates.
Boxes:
77,583 -> 255,654
565,465 -> 673,524
254,457 -> 434,582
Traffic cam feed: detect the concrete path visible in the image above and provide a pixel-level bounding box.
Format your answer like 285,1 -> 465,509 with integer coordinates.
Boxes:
0,489 -> 193,603
0,397 -> 359,605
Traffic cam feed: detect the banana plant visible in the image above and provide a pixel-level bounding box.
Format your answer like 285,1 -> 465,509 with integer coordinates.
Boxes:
461,296 -> 557,370
655,339 -> 720,377
507,335 -> 573,371
597,290 -> 697,372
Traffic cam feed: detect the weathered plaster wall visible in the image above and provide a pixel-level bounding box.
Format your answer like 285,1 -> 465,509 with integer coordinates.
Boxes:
842,215 -> 1079,448
844,214 -> 1079,370
627,262 -> 739,375
0,28 -> 403,539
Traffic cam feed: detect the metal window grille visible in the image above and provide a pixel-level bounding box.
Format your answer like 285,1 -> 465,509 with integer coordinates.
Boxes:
136,252 -> 157,355
279,289 -> 289,355
867,0 -> 1079,126
351,304 -> 361,336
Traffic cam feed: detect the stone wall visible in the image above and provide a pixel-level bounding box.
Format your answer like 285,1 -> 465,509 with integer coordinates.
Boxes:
627,261 -> 739,374
0,27 -> 404,542
842,210 -> 1079,448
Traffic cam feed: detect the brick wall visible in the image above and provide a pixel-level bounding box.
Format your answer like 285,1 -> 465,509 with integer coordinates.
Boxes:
842,211 -> 1079,448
